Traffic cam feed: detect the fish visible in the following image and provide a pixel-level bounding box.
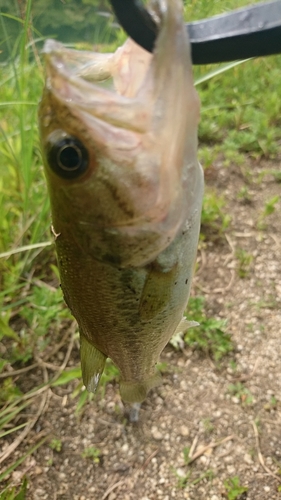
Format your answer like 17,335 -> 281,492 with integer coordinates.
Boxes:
38,0 -> 204,404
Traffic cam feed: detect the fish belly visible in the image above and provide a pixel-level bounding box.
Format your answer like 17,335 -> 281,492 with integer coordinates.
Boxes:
54,202 -> 202,403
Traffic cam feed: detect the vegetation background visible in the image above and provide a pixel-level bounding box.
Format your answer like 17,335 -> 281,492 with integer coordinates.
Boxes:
0,0 -> 280,498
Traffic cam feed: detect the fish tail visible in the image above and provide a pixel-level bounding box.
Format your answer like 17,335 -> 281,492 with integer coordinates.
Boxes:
119,372 -> 162,403
80,334 -> 107,393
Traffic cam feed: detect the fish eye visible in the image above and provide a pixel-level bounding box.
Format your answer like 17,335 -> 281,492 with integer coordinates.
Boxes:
47,136 -> 89,179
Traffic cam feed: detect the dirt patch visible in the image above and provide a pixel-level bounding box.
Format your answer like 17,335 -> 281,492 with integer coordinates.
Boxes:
3,157 -> 281,499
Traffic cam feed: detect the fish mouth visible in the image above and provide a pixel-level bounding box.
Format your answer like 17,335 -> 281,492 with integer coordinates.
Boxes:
43,38 -> 151,135
42,0 -> 199,154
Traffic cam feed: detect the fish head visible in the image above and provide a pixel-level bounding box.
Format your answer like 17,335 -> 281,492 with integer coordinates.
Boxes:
39,0 -> 200,268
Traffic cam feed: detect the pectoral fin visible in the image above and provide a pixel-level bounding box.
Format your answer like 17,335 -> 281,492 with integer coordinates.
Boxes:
80,334 -> 107,393
139,264 -> 178,321
170,317 -> 199,350
174,317 -> 199,334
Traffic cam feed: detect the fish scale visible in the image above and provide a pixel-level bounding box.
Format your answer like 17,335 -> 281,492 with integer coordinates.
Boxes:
39,0 -> 204,403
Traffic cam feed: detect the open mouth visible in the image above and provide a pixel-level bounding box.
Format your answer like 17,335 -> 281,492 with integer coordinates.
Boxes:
43,39 -> 151,136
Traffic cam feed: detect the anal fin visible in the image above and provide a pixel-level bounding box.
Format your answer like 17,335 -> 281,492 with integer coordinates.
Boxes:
119,372 -> 162,403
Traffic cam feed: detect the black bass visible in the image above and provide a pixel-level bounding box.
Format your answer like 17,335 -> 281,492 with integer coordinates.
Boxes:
39,0 -> 204,403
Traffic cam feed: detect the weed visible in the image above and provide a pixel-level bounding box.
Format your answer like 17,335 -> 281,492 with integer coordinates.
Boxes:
175,463 -> 214,489
228,382 -> 253,406
277,466 -> 281,492
229,360 -> 237,372
235,248 -> 253,278
81,446 -> 101,464
270,396 -> 278,408
190,470 -> 215,486
245,322 -> 254,332
262,195 -> 280,217
273,171 -> 281,183
222,149 -> 245,168
182,297 -> 233,362
257,168 -> 281,183
201,190 -> 231,239
198,145 -> 217,170
202,418 -> 215,434
1,280 -> 72,369
196,57 -> 281,161
224,476 -> 248,500
183,446 -> 191,465
237,186 -> 252,204
264,395 -> 278,411
253,295 -> 278,310
173,465 -> 192,489
0,477 -> 28,500
71,382 -> 96,415
0,377 -> 22,404
257,195 -> 280,229
49,438 -> 62,452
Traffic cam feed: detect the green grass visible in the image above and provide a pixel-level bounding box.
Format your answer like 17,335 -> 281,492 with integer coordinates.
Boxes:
224,476 -> 248,500
197,59 -> 281,160
81,446 -> 101,464
171,296 -> 233,361
257,195 -> 280,229
0,477 -> 28,500
49,437 -> 62,452
184,297 -> 233,362
228,382 -> 253,406
1,0 -> 281,495
174,464 -> 215,490
201,190 -> 231,239
235,248 -> 253,278
184,0 -> 262,21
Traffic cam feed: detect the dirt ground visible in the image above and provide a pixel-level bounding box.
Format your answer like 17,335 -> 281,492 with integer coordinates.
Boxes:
3,155 -> 281,499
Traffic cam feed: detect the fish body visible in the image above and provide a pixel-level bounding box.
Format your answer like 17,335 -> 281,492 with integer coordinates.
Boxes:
39,0 -> 204,403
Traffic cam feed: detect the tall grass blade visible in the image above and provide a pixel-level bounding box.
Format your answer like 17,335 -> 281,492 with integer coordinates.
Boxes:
195,59 -> 251,86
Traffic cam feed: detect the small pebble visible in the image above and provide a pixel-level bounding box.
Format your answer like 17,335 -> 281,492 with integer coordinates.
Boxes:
179,425 -> 189,437
108,493 -> 117,500
176,468 -> 186,478
151,426 -> 163,441
244,453 -> 253,464
227,465 -> 236,475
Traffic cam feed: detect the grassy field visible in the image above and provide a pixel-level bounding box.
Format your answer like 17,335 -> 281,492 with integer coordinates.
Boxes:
0,0 -> 281,497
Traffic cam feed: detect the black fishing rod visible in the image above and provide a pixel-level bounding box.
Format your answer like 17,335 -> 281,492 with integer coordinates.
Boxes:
109,0 -> 281,64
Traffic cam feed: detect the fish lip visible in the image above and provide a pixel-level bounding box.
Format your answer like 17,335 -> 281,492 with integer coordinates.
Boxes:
43,40 -> 102,89
43,38 -> 151,135
43,39 -> 64,56
43,39 -> 113,100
